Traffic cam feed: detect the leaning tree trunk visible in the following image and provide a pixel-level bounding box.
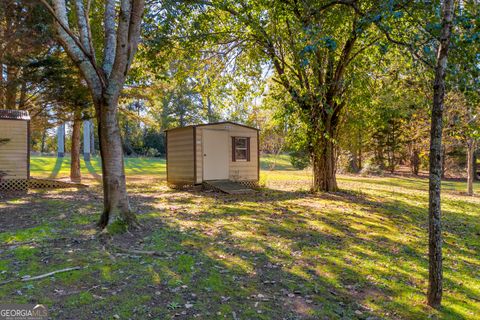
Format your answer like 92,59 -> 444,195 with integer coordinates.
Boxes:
466,139 -> 475,196
70,113 -> 82,183
427,0 -> 453,309
96,95 -> 137,229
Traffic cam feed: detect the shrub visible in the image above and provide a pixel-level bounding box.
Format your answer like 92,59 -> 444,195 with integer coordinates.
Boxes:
289,150 -> 310,170
145,147 -> 159,157
360,162 -> 384,176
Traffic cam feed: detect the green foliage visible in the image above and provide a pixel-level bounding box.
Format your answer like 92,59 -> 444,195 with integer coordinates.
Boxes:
25,52 -> 93,121
289,150 -> 310,170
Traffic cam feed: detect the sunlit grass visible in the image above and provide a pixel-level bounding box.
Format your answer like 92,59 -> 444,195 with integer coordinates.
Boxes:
30,155 -> 167,178
1,156 -> 478,319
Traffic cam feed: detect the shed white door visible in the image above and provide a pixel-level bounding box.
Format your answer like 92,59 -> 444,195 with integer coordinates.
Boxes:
203,129 -> 229,180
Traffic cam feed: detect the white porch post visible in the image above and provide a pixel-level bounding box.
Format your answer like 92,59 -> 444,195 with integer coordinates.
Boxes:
83,120 -> 91,161
57,124 -> 65,157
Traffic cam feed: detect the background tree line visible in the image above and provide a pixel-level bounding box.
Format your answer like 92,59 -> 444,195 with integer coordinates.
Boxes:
2,1 -> 477,188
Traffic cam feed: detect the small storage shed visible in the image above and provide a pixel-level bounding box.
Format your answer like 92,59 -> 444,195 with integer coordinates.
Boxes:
0,110 -> 30,191
166,122 -> 259,186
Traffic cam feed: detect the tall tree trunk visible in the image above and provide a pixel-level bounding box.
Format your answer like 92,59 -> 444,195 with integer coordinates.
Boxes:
44,0 -> 145,231
5,64 -> 18,109
96,97 -> 137,229
41,129 -> 46,153
441,145 -> 446,178
18,81 -> 27,109
358,130 -> 363,171
206,95 -> 214,122
0,63 -> 4,108
122,120 -> 135,155
390,121 -> 396,173
474,150 -> 479,182
411,148 -> 420,175
427,0 -> 453,309
311,116 -> 338,192
467,139 -> 475,196
70,113 -> 82,182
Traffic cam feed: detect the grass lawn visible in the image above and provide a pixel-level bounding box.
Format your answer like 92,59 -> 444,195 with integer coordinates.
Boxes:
0,156 -> 479,319
30,155 -> 166,179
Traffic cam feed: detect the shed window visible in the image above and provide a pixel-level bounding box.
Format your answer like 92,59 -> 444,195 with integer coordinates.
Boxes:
232,137 -> 250,161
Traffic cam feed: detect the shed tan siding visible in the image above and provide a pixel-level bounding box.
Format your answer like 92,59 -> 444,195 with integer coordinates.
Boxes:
167,127 -> 195,184
0,119 -> 28,179
195,123 -> 258,183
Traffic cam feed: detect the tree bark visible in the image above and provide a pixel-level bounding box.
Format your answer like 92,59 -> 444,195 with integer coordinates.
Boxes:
18,81 -> 27,109
0,62 -> 4,108
5,64 -> 18,109
70,112 -> 82,183
43,0 -> 145,230
96,96 -> 137,229
206,95 -> 214,122
474,150 -> 479,182
427,0 -> 454,309
41,129 -> 46,153
311,116 -> 338,192
358,130 -> 363,171
467,139 -> 475,196
411,148 -> 420,175
441,145 -> 446,178
389,120 -> 396,173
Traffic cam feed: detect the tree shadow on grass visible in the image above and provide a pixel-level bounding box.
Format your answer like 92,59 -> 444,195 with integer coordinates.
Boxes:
0,184 -> 478,319
84,159 -> 102,182
47,157 -> 64,179
155,185 -> 480,319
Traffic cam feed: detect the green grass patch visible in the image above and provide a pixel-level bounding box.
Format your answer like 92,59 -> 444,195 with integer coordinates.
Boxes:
0,226 -> 53,244
30,155 -> 166,179
2,163 -> 480,319
66,291 -> 94,307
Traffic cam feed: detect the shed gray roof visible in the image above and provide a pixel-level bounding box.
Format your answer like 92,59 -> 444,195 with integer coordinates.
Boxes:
165,121 -> 259,132
0,109 -> 30,120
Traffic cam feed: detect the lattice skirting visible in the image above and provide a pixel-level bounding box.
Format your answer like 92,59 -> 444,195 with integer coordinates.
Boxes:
202,180 -> 259,193
29,178 -> 87,189
237,180 -> 259,189
0,179 -> 28,192
168,182 -> 193,188
0,178 -> 88,192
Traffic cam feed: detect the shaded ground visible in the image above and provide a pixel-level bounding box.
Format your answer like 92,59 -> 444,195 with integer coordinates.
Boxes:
0,159 -> 479,319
